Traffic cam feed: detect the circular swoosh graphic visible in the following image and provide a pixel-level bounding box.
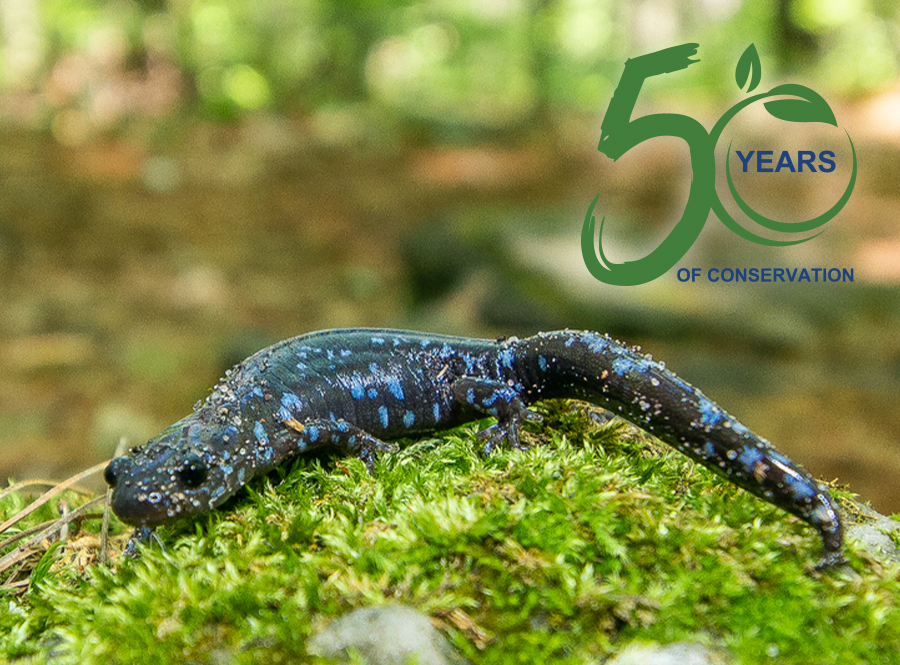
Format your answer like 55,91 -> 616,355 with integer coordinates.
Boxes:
717,132 -> 857,246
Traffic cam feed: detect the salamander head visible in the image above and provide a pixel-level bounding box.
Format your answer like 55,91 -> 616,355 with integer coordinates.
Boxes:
104,416 -> 247,527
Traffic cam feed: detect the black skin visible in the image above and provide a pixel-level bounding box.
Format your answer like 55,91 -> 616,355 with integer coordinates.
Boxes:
105,329 -> 844,567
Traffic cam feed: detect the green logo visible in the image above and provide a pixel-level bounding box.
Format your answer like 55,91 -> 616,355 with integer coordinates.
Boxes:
581,43 -> 857,286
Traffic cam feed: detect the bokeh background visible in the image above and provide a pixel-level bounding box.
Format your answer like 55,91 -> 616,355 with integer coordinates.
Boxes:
1,0 -> 899,513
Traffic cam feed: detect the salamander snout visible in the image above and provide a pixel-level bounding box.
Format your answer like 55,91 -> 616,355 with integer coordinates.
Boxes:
103,457 -> 124,488
104,448 -> 217,527
101,417 -> 240,527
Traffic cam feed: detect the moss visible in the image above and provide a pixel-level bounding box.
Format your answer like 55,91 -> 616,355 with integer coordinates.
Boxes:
1,401 -> 898,664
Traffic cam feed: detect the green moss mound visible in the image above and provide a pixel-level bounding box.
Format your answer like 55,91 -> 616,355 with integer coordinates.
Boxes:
1,402 -> 898,664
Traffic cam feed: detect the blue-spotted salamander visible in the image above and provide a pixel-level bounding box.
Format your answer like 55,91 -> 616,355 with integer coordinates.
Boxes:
104,329 -> 844,566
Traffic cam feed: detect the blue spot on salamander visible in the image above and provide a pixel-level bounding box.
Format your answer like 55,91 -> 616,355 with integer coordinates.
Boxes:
255,445 -> 274,465
403,411 -> 415,428
738,445 -> 764,470
585,334 -> 611,355
612,355 -> 638,376
698,399 -> 724,429
433,402 -> 441,422
281,392 -> 302,412
253,421 -> 269,445
538,355 -> 548,371
731,420 -> 750,436
349,374 -> 365,400
387,376 -> 405,400
378,405 -> 389,428
781,469 -> 818,498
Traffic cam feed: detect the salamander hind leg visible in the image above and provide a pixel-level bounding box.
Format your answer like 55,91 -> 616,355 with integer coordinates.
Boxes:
287,418 -> 398,472
451,377 -> 543,454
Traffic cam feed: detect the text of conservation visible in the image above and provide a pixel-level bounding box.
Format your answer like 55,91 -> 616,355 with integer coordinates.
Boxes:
677,268 -> 854,283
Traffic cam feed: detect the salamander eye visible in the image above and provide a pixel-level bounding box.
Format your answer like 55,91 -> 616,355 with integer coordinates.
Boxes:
178,454 -> 208,488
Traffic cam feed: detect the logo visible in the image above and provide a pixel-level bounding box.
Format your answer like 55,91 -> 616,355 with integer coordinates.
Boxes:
581,43 -> 857,286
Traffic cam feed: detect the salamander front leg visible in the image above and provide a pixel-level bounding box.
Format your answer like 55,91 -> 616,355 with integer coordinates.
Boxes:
451,377 -> 543,454
284,417 -> 398,472
123,526 -> 163,558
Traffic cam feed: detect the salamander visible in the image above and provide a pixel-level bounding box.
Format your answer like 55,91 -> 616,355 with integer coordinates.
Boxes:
104,328 -> 844,567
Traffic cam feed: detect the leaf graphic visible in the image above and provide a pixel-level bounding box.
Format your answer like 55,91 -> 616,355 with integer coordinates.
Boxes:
763,83 -> 837,126
735,44 -> 761,92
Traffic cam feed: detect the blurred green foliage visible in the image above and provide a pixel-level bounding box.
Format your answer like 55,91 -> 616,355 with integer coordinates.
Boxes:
1,0 -> 898,136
